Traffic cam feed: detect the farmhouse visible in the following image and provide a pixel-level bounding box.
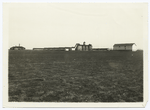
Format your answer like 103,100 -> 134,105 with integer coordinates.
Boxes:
75,42 -> 92,51
113,43 -> 137,51
10,44 -> 25,50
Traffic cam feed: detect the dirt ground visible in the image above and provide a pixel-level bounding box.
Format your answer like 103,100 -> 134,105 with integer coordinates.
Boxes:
9,50 -> 143,102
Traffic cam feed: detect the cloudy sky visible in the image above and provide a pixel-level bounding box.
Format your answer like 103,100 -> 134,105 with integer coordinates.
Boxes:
8,3 -> 146,49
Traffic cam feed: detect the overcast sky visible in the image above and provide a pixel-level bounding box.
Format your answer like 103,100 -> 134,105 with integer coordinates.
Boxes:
8,3 -> 145,49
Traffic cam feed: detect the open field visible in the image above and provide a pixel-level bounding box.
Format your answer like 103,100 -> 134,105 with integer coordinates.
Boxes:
9,50 -> 143,102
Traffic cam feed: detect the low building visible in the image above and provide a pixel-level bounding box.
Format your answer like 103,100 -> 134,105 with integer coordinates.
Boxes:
71,47 -> 75,51
92,48 -> 109,51
33,48 -> 44,50
113,43 -> 137,51
44,47 -> 65,51
44,47 -> 72,51
10,44 -> 25,50
75,42 -> 92,51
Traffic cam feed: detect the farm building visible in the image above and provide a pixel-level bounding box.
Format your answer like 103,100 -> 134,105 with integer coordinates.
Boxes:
43,42 -> 92,51
92,48 -> 109,51
75,42 -> 92,51
71,47 -> 75,51
10,44 -> 25,50
44,47 -> 72,51
33,48 -> 44,50
113,43 -> 137,51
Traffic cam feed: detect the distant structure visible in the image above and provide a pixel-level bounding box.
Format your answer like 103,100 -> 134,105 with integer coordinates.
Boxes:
92,48 -> 109,51
113,43 -> 137,51
32,42 -> 92,51
10,44 -> 25,50
75,42 -> 92,51
33,48 -> 44,50
44,47 -> 72,51
71,47 -> 75,51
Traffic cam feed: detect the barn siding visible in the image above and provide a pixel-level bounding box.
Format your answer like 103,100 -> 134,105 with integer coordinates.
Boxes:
114,46 -> 132,50
86,45 -> 89,51
77,45 -> 82,51
82,46 -> 86,51
126,46 -> 132,50
89,45 -> 92,50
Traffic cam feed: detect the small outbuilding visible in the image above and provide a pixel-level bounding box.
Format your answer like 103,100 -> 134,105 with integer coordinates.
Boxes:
113,43 -> 137,51
10,44 -> 25,50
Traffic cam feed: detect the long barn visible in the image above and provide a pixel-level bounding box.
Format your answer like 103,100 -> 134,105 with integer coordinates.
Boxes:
113,43 -> 137,51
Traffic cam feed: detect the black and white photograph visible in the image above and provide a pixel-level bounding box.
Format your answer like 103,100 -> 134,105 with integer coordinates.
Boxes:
2,2 -> 148,108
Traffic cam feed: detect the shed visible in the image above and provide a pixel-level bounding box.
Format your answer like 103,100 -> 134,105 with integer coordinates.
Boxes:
113,43 -> 137,51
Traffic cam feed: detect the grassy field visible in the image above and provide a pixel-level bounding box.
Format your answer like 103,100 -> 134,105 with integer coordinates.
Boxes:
9,50 -> 143,102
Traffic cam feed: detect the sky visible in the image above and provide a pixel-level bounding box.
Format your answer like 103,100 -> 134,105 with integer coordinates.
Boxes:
8,3 -> 145,49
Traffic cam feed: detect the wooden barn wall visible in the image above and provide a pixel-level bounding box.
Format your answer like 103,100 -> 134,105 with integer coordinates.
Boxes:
77,45 -> 82,51
113,45 -> 132,50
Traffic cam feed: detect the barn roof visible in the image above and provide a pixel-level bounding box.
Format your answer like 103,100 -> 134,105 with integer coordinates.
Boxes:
113,43 -> 136,46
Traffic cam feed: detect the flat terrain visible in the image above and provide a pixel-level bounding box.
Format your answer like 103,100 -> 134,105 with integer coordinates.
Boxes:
9,50 -> 143,102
